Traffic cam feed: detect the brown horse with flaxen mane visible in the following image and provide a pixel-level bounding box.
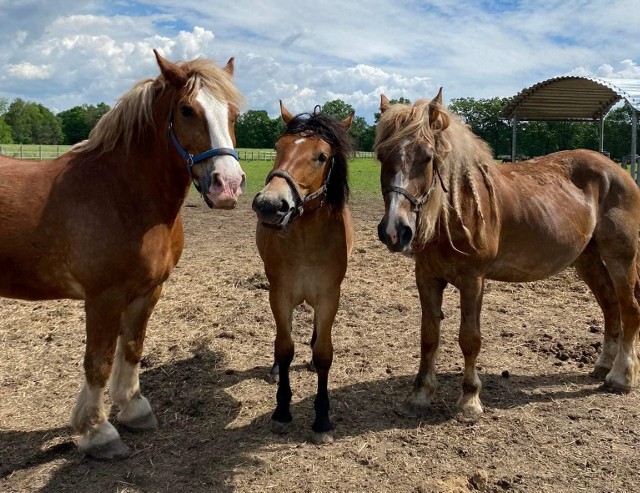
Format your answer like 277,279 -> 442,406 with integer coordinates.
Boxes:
253,102 -> 354,444
0,51 -> 245,459
375,89 -> 640,417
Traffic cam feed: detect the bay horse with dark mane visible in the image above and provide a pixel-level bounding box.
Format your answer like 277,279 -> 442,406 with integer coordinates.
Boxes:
0,51 -> 245,459
252,102 -> 354,444
375,89 -> 640,417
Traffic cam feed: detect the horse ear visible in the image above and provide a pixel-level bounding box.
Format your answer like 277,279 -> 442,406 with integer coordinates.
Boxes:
223,57 -> 235,76
154,49 -> 187,87
280,100 -> 294,124
380,94 -> 390,113
340,111 -> 354,130
428,87 -> 449,131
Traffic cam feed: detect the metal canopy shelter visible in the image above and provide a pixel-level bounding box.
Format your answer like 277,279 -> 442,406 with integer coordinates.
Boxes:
500,76 -> 640,183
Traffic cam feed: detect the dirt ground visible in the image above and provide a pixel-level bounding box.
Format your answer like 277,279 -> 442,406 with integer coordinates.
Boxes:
1,194 -> 639,493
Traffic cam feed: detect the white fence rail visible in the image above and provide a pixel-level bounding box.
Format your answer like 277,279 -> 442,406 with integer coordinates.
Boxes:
0,145 -> 375,161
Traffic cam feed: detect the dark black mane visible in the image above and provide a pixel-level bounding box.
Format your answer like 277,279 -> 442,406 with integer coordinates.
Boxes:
282,107 -> 354,211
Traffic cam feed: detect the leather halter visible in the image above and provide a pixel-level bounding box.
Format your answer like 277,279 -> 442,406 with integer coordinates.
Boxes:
263,158 -> 333,227
167,99 -> 240,208
381,160 -> 447,214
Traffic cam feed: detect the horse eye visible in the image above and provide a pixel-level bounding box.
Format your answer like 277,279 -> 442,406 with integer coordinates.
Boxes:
180,104 -> 194,118
318,153 -> 328,163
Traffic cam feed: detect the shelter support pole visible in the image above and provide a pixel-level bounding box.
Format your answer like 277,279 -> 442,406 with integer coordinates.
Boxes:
511,115 -> 517,162
599,117 -> 604,153
632,108 -> 638,185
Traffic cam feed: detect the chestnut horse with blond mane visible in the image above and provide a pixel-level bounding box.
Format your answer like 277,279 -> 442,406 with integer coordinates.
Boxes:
376,89 -> 640,417
253,102 -> 354,444
0,51 -> 245,459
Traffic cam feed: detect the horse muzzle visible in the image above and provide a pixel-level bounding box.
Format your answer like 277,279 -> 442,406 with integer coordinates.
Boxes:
377,217 -> 414,253
199,160 -> 246,209
252,191 -> 297,227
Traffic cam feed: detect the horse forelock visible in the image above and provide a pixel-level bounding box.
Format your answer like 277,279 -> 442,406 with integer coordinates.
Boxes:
282,110 -> 354,211
375,98 -> 496,251
75,58 -> 243,156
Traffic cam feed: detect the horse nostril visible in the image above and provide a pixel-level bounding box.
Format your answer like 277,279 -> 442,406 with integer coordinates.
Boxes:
377,222 -> 386,243
212,172 -> 224,189
278,199 -> 290,213
399,224 -> 413,246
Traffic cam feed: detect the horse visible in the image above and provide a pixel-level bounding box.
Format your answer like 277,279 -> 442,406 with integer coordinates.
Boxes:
252,102 -> 354,444
0,50 -> 245,459
375,89 -> 640,417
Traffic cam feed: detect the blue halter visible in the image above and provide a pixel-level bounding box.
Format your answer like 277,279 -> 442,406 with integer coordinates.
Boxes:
167,104 -> 240,207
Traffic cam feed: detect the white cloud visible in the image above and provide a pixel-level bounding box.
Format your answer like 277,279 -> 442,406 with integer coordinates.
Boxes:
6,62 -> 53,80
0,0 -> 638,121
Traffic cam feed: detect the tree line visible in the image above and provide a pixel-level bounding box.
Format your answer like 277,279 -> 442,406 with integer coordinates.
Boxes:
0,96 -> 637,161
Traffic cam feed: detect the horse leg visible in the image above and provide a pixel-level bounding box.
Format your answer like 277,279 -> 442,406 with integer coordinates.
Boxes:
598,248 -> 640,392
309,289 -> 339,445
308,319 -> 317,372
398,275 -> 447,417
573,242 -> 621,378
270,287 -> 295,434
109,285 -> 162,431
72,292 -> 130,460
456,276 -> 484,415
267,317 -> 316,384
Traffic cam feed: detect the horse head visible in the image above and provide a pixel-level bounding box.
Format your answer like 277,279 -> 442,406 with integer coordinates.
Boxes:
252,101 -> 353,227
156,50 -> 246,209
375,89 -> 449,252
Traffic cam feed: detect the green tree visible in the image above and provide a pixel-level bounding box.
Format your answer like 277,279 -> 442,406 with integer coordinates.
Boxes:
0,97 -> 12,143
235,110 -> 279,148
321,99 -> 354,120
448,97 -> 511,157
4,98 -> 63,144
57,103 -> 110,144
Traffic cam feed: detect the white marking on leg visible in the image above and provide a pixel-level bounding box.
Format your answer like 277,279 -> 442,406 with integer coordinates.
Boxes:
118,395 -> 153,423
595,335 -> 619,370
109,338 -> 140,407
72,378 -> 107,434
608,343 -> 637,388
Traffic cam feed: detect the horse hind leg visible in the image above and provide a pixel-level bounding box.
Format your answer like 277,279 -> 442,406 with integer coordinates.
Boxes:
108,285 -> 163,432
72,292 -> 130,460
573,242 -> 621,379
595,229 -> 640,392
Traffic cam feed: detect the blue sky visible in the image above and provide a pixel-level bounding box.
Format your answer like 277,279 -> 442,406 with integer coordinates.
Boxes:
0,0 -> 639,122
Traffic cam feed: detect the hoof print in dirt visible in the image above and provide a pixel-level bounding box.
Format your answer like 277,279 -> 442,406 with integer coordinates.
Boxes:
394,400 -> 432,418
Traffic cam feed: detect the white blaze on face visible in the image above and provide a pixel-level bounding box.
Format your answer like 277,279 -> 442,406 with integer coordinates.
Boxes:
195,89 -> 245,199
385,139 -> 414,245
294,137 -> 306,145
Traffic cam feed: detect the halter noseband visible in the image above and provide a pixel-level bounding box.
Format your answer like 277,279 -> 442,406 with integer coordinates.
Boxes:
263,158 -> 334,227
167,101 -> 240,208
382,160 -> 448,214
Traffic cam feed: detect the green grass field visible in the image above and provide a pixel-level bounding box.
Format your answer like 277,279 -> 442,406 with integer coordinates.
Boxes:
242,157 -> 380,196
0,144 -> 382,196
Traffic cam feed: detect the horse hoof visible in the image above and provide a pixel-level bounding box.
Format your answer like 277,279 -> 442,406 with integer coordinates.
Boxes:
590,365 -> 611,380
602,375 -> 632,394
266,372 -> 279,384
82,438 -> 131,461
119,412 -> 159,433
310,431 -> 334,445
455,396 -> 483,417
270,420 -> 291,435
395,399 -> 431,418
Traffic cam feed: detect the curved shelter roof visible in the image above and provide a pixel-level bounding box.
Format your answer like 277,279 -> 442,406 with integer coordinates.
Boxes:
500,76 -> 640,121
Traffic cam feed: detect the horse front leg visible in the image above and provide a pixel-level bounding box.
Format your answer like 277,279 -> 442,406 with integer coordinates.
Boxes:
109,284 -> 163,432
72,291 -> 129,460
398,274 -> 447,417
456,276 -> 484,415
269,286 -> 295,434
309,288 -> 340,445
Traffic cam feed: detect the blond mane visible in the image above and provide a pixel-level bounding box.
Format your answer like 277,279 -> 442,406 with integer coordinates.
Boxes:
374,98 -> 497,253
74,58 -> 243,155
